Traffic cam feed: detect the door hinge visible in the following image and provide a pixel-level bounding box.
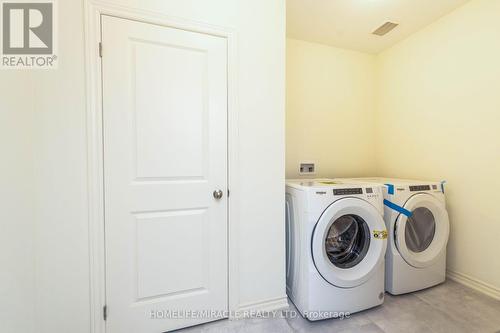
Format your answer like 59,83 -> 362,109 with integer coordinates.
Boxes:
103,305 -> 107,321
99,42 -> 103,58
227,189 -> 230,197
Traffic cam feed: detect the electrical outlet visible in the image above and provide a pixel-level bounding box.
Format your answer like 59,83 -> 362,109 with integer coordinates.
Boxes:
299,162 -> 316,175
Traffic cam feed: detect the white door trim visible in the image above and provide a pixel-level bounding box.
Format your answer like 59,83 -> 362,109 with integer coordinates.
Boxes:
83,2 -> 240,332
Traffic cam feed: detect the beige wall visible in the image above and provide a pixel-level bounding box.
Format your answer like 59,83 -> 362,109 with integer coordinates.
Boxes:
287,0 -> 500,295
376,0 -> 500,292
286,38 -> 377,178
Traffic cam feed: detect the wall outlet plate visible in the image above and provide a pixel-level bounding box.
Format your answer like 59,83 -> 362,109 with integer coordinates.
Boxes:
299,162 -> 316,175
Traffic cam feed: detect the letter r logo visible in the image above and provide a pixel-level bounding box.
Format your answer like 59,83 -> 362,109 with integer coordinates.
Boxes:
2,2 -> 53,54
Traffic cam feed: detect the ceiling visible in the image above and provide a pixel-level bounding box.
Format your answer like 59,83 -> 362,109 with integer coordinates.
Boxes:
287,0 -> 470,54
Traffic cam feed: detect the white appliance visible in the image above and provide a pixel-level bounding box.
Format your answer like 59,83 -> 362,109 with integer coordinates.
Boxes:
285,179 -> 387,320
339,178 -> 450,295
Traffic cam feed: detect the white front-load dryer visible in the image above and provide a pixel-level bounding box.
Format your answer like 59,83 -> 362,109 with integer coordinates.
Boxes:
339,178 -> 450,295
285,179 -> 387,320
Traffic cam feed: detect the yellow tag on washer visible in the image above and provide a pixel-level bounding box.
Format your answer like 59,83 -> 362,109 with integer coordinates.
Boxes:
373,230 -> 388,240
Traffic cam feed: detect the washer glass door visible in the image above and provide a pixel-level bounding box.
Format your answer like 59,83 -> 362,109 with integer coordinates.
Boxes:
312,197 -> 387,288
325,214 -> 371,269
395,193 -> 449,268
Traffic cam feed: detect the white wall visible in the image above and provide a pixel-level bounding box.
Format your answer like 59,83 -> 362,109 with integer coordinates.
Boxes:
286,38 -> 377,179
32,0 -> 90,331
376,0 -> 500,294
26,0 -> 286,332
0,73 -> 36,333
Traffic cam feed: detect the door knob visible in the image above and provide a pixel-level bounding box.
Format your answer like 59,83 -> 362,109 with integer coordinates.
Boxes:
213,190 -> 224,200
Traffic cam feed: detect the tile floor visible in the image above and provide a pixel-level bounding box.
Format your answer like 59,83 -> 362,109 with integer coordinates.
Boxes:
177,280 -> 500,333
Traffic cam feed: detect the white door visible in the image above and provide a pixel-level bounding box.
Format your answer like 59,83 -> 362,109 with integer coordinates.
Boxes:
101,15 -> 228,333
395,193 -> 449,268
312,198 -> 387,288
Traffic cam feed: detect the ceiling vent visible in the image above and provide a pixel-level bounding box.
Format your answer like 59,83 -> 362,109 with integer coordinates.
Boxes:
372,22 -> 399,36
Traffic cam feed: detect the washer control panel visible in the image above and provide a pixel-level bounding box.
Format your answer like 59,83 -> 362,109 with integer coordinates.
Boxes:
409,185 -> 431,192
332,187 -> 378,198
333,188 -> 363,196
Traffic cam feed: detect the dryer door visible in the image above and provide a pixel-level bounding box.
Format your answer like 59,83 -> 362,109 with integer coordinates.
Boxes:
312,198 -> 387,288
395,193 -> 449,268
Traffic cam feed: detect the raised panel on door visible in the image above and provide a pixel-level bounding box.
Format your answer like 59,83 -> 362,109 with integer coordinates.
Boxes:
133,40 -> 208,180
101,15 -> 228,333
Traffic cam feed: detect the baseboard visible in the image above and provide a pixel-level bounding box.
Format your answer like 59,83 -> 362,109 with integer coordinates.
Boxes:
232,296 -> 289,319
447,269 -> 500,301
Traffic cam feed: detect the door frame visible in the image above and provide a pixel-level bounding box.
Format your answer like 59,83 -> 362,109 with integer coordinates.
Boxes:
84,2 -> 239,332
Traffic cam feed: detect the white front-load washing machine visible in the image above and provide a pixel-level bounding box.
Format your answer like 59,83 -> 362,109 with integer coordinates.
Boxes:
285,179 -> 387,320
339,178 -> 450,295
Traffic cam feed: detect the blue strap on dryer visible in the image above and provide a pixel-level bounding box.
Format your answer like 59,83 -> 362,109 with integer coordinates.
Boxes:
384,199 -> 413,217
384,183 -> 395,195
441,180 -> 447,193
